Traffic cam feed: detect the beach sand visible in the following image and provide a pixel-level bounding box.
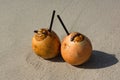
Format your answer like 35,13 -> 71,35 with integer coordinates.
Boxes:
0,0 -> 120,80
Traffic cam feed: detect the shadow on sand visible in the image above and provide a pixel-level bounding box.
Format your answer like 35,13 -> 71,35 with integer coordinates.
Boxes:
75,50 -> 119,69
26,50 -> 118,69
48,53 -> 65,62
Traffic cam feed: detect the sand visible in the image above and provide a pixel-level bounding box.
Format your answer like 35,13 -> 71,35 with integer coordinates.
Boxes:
0,0 -> 120,80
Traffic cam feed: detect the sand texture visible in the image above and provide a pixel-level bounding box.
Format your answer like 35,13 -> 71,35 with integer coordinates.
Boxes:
0,0 -> 120,80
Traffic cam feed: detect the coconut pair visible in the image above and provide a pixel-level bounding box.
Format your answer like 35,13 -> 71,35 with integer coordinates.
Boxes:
32,10 -> 92,65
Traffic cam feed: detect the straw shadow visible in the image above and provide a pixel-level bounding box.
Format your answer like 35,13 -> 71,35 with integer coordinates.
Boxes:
48,53 -> 65,62
75,50 -> 118,69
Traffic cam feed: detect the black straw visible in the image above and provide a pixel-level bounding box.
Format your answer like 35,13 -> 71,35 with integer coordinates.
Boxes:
57,15 -> 69,35
34,30 -> 38,33
49,10 -> 56,32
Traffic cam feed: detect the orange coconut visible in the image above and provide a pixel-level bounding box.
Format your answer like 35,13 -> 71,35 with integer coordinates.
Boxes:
32,28 -> 61,59
61,32 -> 92,65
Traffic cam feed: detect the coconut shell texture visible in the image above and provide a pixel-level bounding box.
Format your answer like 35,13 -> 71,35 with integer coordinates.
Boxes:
32,28 -> 61,59
61,32 -> 92,65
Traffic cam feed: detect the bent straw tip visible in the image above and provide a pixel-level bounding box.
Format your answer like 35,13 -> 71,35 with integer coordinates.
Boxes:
34,30 -> 38,33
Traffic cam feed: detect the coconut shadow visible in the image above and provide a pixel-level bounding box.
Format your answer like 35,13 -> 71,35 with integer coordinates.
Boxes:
75,50 -> 119,69
48,53 -> 65,62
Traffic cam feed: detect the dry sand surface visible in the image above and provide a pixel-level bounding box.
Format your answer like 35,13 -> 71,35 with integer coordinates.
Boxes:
0,0 -> 120,80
